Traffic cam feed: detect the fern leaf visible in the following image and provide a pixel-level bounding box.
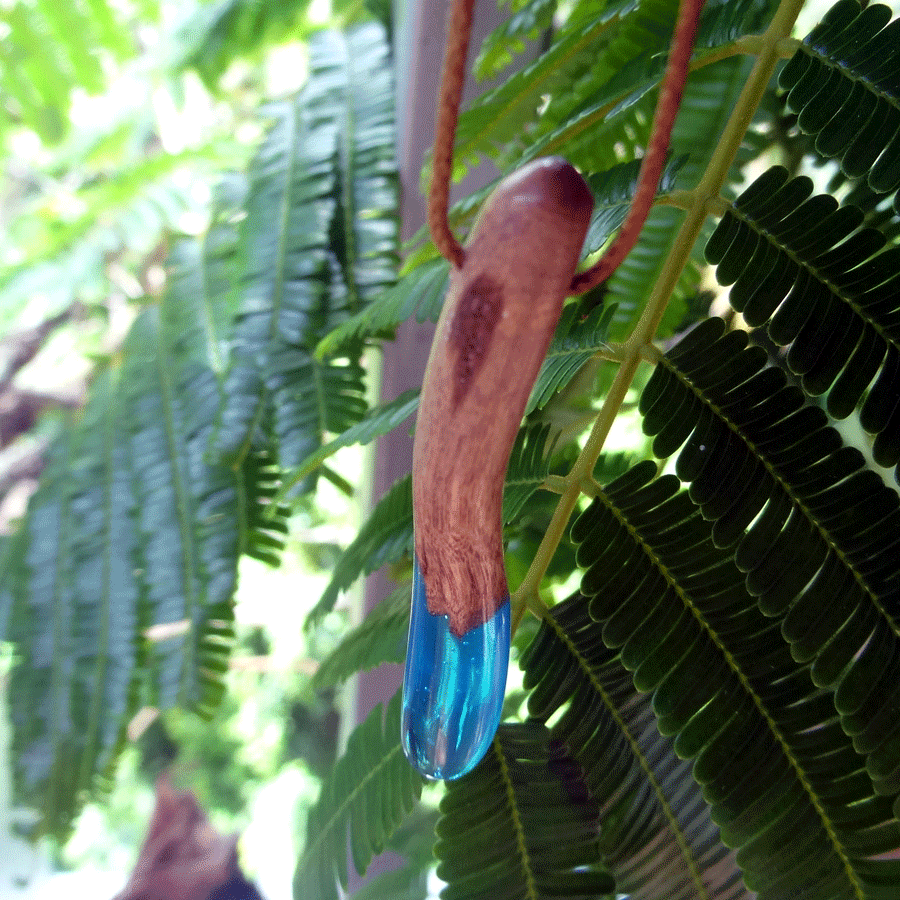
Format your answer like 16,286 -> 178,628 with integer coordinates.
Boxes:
123,308 -> 241,714
239,445 -> 290,566
779,0 -> 900,201
316,259 -> 448,356
294,691 -> 424,900
520,594 -> 751,900
533,0 -> 679,166
9,434 -> 87,837
312,585 -> 410,689
435,720 -> 616,900
706,166 -> 900,473
525,303 -> 613,414
278,389 -> 419,500
602,50 -> 756,342
7,377 -> 143,838
452,13 -> 618,173
569,461 -> 900,898
212,92 -> 336,463
215,24 -> 396,473
640,318 -> 900,797
308,475 -> 414,625
350,811 -> 437,900
474,0 -> 558,80
327,24 -> 399,313
502,423 -> 559,523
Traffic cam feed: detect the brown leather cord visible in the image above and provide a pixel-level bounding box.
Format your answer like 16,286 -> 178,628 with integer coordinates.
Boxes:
569,0 -> 706,294
428,0 -> 704,280
428,0 -> 475,270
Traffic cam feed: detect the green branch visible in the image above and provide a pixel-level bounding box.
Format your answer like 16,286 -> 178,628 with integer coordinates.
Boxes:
511,0 -> 809,634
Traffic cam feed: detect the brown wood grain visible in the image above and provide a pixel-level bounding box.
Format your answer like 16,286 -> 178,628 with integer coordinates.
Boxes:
413,157 -> 593,636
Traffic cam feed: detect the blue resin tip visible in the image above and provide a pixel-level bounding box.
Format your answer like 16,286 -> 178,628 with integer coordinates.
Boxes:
401,556 -> 510,780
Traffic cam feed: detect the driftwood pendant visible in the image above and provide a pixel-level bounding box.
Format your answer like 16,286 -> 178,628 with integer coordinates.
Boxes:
402,158 -> 594,779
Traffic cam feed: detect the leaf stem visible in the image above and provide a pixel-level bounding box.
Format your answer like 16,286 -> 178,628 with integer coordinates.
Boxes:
510,0 -> 808,635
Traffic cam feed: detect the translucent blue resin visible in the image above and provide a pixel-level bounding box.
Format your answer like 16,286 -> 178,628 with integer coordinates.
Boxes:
401,556 -> 510,780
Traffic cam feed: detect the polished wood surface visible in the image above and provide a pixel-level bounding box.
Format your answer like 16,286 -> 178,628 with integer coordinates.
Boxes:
413,157 -> 593,636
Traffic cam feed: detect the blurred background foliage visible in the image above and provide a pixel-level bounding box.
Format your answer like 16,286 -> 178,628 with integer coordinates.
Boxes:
0,0 -> 374,896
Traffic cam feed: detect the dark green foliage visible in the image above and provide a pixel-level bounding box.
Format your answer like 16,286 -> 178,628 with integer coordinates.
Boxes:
350,811 -> 437,900
600,44 -> 757,341
239,445 -> 291,566
502,424 -> 558,522
316,258 -> 449,356
521,594 -> 751,900
779,0 -> 900,209
581,154 -> 688,257
121,306 -> 241,715
525,300 -> 615,415
642,319 -> 900,792
1,21 -> 398,839
278,389 -> 420,499
435,721 -> 615,900
213,24 -> 396,474
706,167 -> 900,473
294,691 -> 424,900
569,462 -> 900,899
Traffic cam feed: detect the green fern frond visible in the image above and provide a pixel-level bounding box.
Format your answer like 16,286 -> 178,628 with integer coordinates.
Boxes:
6,372 -> 147,838
8,427 -> 104,838
453,12 -> 619,172
316,259 -> 448,357
581,154 -> 688,256
502,424 -> 559,523
239,445 -> 290,566
603,50 -> 755,341
706,166 -> 900,473
294,691 -> 424,900
520,594 -> 751,900
435,720 -> 615,900
312,585 -> 410,689
326,24 -> 399,313
268,353 -> 368,473
779,0 -> 900,206
640,318 -> 900,796
212,93 -> 336,463
569,460 -> 900,899
526,302 -> 615,414
534,0 -> 679,164
214,24 -> 397,473
163,217 -> 243,378
474,0 -> 558,80
122,308 -> 240,715
350,811 -> 437,900
276,389 -> 419,501
309,475 -> 414,626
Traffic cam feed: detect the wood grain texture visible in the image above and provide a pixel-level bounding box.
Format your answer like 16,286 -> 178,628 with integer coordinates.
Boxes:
413,157 -> 594,636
